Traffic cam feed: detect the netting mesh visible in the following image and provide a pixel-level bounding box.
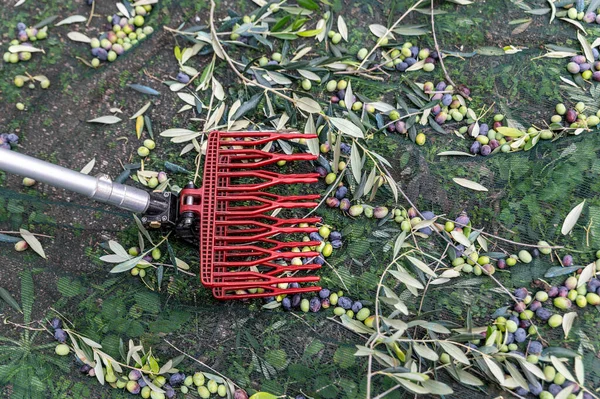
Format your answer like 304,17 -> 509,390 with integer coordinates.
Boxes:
2,0 -> 600,398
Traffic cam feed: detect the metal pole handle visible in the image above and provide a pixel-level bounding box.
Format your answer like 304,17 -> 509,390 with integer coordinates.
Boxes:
0,148 -> 150,213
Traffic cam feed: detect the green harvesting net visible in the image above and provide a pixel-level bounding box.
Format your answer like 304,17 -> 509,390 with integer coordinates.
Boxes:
2,0 -> 600,398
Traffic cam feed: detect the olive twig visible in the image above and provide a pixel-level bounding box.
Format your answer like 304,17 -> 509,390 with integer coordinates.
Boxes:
86,0 -> 95,27
429,0 -> 456,88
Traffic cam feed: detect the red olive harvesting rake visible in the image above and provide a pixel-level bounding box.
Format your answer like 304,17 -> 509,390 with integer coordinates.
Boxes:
0,131 -> 323,300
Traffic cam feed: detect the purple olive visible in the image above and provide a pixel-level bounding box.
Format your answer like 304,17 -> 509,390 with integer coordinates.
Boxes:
489,139 -> 499,150
547,286 -> 558,297
470,141 -> 481,154
431,104 -> 441,115
584,12 -> 597,23
558,286 -> 569,297
79,364 -> 92,374
513,302 -> 526,312
529,300 -> 542,311
331,96 -> 340,103
455,212 -> 470,227
571,55 -> 586,64
234,390 -> 249,399
479,123 -> 489,136
339,198 -> 351,211
97,48 -> 108,61
404,57 -> 417,66
315,166 -> 327,177
309,297 -> 321,312
387,122 -> 396,132
497,259 -> 506,269
335,186 -> 348,199
527,340 -> 543,354
396,62 -> 408,72
351,301 -> 363,312
337,89 -> 346,99
326,197 -> 340,208
17,22 -> 26,31
282,297 -> 291,310
176,72 -> 190,84
291,294 -> 301,307
54,328 -> 67,343
50,318 -> 63,330
169,372 -> 186,386
567,62 -> 580,74
435,81 -> 447,91
331,240 -> 343,249
480,145 -> 491,156
562,254 -> 573,266
441,94 -> 452,106
593,71 -> 600,81
435,112 -> 447,125
394,121 -> 407,134
566,109 -> 578,123
514,287 -> 528,300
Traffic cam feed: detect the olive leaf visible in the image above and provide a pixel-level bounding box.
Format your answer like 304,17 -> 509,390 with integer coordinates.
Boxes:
128,84 -> 160,96
296,97 -> 322,114
452,178 -> 488,192
555,385 -> 575,399
577,31 -> 594,63
130,101 -> 152,119
550,356 -> 576,382
330,117 -> 364,138
19,228 -> 46,259
0,287 -> 22,313
67,32 -> 92,43
574,356 -> 584,385
437,151 -> 475,157
562,312 -> 577,339
80,158 -> 96,175
337,15 -> 348,41
561,200 -> 585,235
55,15 -> 87,26
349,143 -> 363,183
9,45 -> 45,53
87,115 -> 122,124
577,262 -> 596,287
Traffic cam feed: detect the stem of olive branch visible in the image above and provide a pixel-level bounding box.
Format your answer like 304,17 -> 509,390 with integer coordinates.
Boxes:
164,339 -> 241,390
0,231 -> 54,238
208,0 -> 296,104
430,0 -> 455,87
355,0 -> 426,72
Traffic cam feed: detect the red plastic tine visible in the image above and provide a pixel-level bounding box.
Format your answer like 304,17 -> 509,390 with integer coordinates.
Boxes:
219,170 -> 319,191
212,285 -> 322,300
179,131 -> 323,300
218,149 -> 317,168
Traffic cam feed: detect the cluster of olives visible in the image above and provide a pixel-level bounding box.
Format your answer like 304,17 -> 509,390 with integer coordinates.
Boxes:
358,41 -> 439,73
549,101 -> 600,129
564,0 -> 600,24
137,139 -> 156,158
266,285 -> 374,325
14,74 -> 50,90
89,5 -> 154,67
2,22 -> 48,64
565,53 -> 600,81
49,317 -> 249,399
128,247 -> 162,278
0,132 -> 19,150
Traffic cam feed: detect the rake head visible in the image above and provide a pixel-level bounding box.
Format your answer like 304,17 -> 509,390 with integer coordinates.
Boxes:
179,131 -> 323,300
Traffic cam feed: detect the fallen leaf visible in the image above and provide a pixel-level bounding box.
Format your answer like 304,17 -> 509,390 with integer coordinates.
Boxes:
452,178 -> 488,192
561,200 -> 585,235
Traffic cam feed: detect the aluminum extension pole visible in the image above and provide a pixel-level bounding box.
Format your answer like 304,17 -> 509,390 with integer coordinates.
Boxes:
0,148 -> 150,213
